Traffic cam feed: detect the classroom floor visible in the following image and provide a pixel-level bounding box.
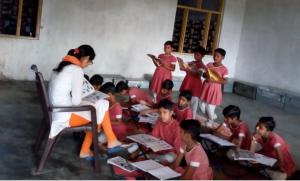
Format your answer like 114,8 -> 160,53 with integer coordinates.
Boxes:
0,80 -> 298,179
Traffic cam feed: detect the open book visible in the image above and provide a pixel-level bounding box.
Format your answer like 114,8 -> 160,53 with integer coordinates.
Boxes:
233,149 -> 277,167
127,134 -> 173,152
131,160 -> 181,180
131,104 -> 150,112
107,156 -> 137,172
81,78 -> 109,104
200,133 -> 236,147
138,113 -> 159,124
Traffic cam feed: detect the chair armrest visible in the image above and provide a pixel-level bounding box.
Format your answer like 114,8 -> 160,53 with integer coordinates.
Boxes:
49,105 -> 98,126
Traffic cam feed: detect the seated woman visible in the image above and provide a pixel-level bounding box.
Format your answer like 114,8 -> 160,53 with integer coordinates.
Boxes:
49,45 -> 122,158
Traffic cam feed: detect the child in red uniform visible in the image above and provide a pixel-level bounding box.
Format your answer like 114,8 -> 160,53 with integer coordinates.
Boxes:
173,90 -> 193,123
150,41 -> 177,95
156,79 -> 173,103
199,48 -> 229,122
222,105 -> 251,149
149,99 -> 181,164
251,117 -> 296,179
172,119 -> 213,180
89,74 -> 103,91
178,46 -> 207,119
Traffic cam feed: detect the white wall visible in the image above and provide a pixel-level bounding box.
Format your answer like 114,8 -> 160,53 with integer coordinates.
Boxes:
0,0 -> 178,80
235,0 -> 300,93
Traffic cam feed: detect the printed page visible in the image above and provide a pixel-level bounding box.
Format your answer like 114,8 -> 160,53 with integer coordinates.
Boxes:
127,134 -> 159,146
107,156 -> 137,172
82,91 -> 109,104
131,160 -> 164,172
146,140 -> 173,152
82,78 -> 95,98
138,113 -> 159,124
148,166 -> 181,180
131,104 -> 150,112
233,149 -> 256,161
254,153 -> 277,167
200,133 -> 236,147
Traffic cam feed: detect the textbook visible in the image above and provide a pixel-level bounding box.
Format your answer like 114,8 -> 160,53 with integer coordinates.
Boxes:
107,156 -> 137,172
138,113 -> 159,124
200,133 -> 235,147
81,78 -> 109,103
131,160 -> 181,180
131,104 -> 150,112
233,149 -> 277,167
127,134 -> 173,152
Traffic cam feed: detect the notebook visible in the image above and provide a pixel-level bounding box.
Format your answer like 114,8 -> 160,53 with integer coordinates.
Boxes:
138,113 -> 159,124
200,133 -> 236,147
131,104 -> 151,112
233,149 -> 277,167
107,156 -> 137,172
131,160 -> 181,180
127,134 -> 173,152
81,78 -> 109,103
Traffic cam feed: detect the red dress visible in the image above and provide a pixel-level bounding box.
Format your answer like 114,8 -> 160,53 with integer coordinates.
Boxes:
173,104 -> 193,123
180,61 -> 206,98
129,87 -> 153,104
109,103 -> 129,140
150,54 -> 177,94
228,121 -> 252,150
255,132 -> 296,176
151,118 -> 181,154
200,63 -> 228,105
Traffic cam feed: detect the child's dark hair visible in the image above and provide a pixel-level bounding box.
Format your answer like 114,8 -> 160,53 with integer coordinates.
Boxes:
90,74 -> 103,86
214,48 -> 226,57
180,119 -> 201,141
179,90 -> 192,101
54,44 -> 96,72
161,79 -> 174,90
258,117 -> 276,131
194,46 -> 207,55
223,105 -> 241,120
157,99 -> 174,111
100,82 -> 115,94
115,81 -> 129,93
84,74 -> 90,81
164,40 -> 174,48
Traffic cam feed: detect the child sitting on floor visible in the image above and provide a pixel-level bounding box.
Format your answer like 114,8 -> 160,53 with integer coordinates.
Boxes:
173,90 -> 193,123
250,117 -> 296,180
89,74 -> 103,91
148,99 -> 181,164
172,119 -> 213,180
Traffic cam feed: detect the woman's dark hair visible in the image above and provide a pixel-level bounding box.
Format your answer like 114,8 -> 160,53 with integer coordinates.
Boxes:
193,46 -> 207,55
100,82 -> 115,94
164,40 -> 174,48
90,74 -> 103,86
180,119 -> 201,141
214,48 -> 226,57
157,99 -> 174,111
258,117 -> 276,131
161,79 -> 174,90
115,81 -> 129,93
53,44 -> 96,72
223,105 -> 241,120
179,90 -> 192,101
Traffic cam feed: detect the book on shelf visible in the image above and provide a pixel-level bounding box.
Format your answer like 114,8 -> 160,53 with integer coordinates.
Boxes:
131,160 -> 181,180
107,156 -> 137,172
81,78 -> 109,104
127,134 -> 173,152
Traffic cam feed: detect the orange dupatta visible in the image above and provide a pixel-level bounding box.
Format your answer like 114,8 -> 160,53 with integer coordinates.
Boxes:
63,55 -> 82,67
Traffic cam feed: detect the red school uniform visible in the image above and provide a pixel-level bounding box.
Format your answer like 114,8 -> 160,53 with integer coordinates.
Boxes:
156,91 -> 173,103
227,121 -> 252,150
109,103 -> 129,140
254,132 -> 296,176
200,62 -> 228,105
180,60 -> 206,98
128,87 -> 153,104
150,54 -> 177,94
151,118 -> 181,154
178,143 -> 213,180
173,104 -> 193,123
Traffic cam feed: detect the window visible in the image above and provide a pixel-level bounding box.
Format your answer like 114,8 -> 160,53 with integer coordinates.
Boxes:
172,0 -> 224,54
0,0 -> 43,39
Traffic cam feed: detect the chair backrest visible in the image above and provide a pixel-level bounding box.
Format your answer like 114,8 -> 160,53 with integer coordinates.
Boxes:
31,65 -> 51,128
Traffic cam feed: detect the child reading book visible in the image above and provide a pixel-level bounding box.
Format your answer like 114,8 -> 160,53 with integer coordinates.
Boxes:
173,90 -> 193,123
172,119 -> 213,180
156,79 -> 174,103
89,74 -> 103,91
149,99 -> 181,163
149,41 -> 177,95
178,46 -> 207,119
199,48 -> 228,122
250,117 -> 296,179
